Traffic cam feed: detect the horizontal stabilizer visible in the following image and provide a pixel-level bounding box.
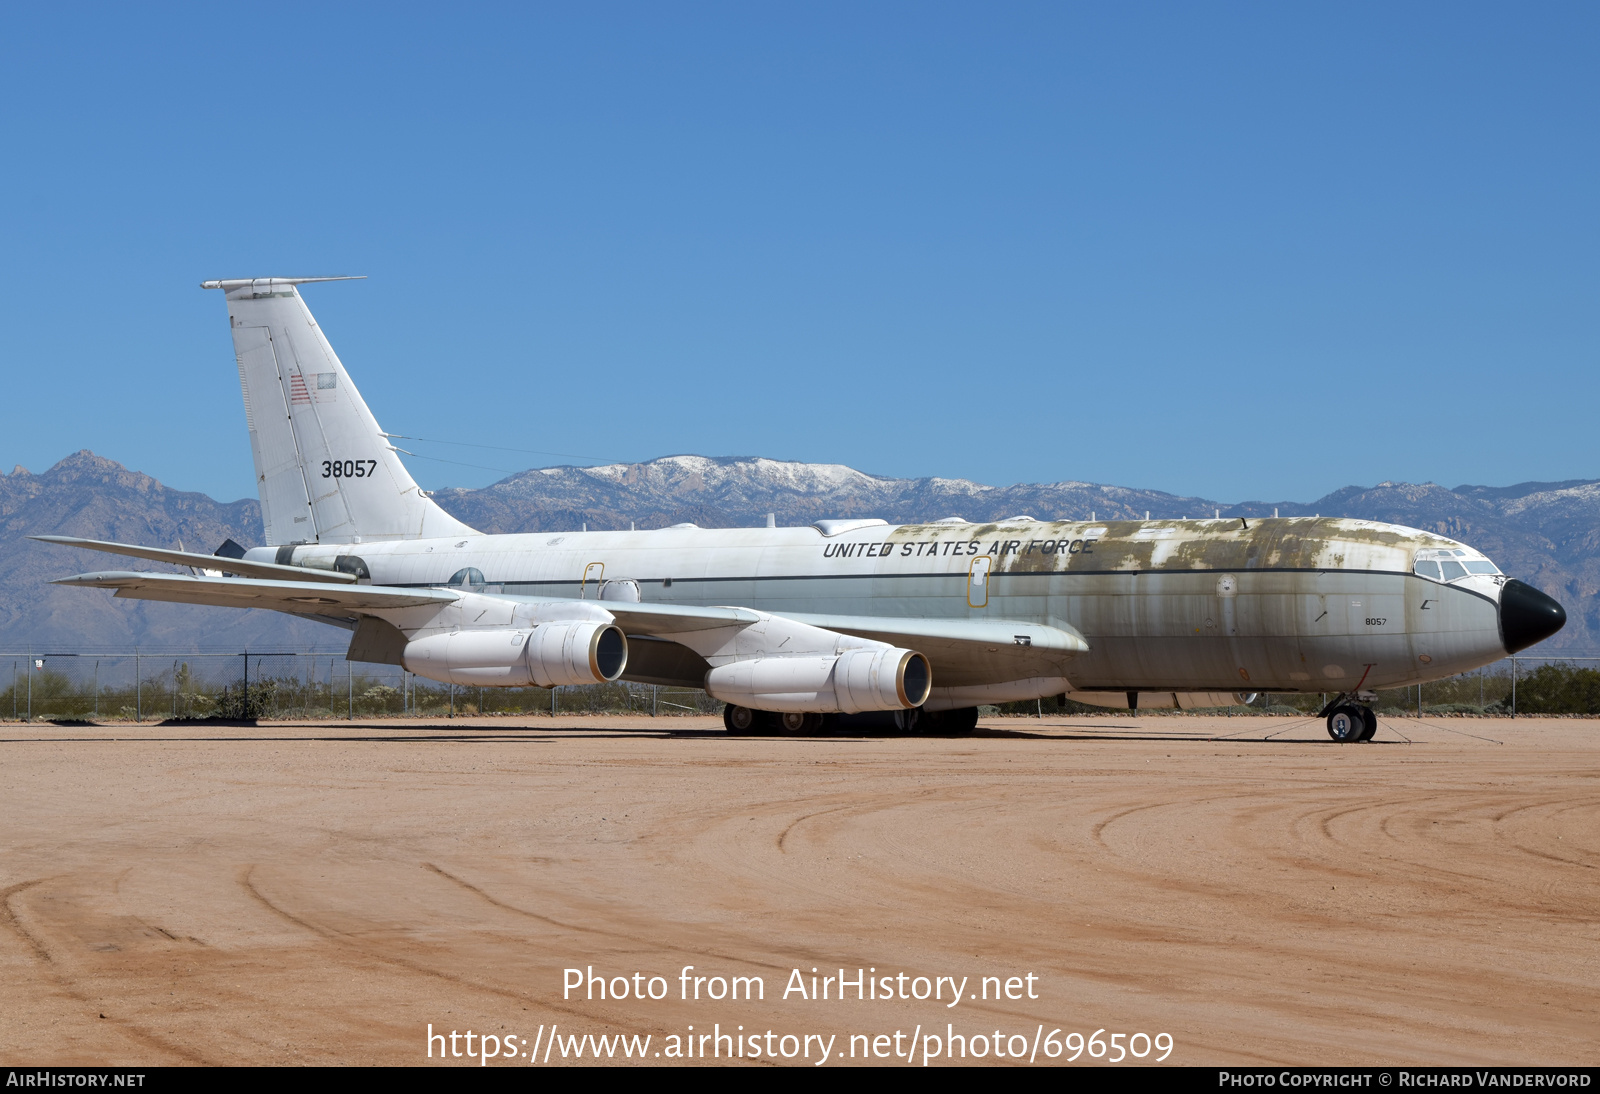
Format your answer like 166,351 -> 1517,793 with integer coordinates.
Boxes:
53,571 -> 456,613
200,276 -> 365,291
31,536 -> 357,584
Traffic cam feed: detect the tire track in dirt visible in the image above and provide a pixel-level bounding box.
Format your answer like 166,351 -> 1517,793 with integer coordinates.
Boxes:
1,877 -> 209,1064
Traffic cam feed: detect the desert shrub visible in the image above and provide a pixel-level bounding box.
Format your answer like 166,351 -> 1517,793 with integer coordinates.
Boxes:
1492,663 -> 1600,715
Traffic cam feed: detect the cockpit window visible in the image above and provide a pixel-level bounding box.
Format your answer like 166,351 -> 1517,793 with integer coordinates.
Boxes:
1414,551 -> 1501,582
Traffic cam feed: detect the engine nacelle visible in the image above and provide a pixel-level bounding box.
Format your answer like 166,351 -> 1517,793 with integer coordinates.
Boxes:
704,648 -> 931,713
403,623 -> 628,687
526,621 -> 629,686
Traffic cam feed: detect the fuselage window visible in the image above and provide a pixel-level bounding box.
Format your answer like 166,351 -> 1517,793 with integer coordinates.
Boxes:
1414,560 -> 1442,581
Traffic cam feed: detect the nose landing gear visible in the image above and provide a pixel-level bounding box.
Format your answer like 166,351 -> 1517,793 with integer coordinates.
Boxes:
1322,697 -> 1378,742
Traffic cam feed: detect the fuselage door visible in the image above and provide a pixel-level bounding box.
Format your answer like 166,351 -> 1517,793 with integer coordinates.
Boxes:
581,562 -> 604,598
968,555 -> 992,609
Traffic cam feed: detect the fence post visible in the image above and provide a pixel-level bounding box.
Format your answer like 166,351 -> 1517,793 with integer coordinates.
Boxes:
94,660 -> 99,719
1511,657 -> 1517,716
135,647 -> 140,721
348,663 -> 353,720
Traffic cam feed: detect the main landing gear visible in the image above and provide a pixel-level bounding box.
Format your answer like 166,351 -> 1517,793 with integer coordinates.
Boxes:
1321,696 -> 1377,743
721,706 -> 824,735
720,705 -> 979,737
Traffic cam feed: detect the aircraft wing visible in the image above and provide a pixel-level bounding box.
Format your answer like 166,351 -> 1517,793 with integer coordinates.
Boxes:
52,570 -> 1082,686
52,571 -> 455,612
48,573 -> 755,630
32,536 -> 357,584
578,602 -> 1086,686
516,599 -> 1084,654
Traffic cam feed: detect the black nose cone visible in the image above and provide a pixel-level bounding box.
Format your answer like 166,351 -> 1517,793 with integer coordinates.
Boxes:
1500,579 -> 1567,654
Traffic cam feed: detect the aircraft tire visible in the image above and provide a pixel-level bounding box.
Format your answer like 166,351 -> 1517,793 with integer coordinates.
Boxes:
723,704 -> 760,734
1357,707 -> 1378,741
1326,705 -> 1364,742
777,711 -> 824,735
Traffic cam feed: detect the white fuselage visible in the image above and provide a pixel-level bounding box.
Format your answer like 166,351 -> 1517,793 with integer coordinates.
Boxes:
249,514 -> 1509,695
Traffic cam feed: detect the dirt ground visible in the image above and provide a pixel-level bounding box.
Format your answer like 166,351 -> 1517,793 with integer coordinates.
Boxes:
0,712 -> 1595,1067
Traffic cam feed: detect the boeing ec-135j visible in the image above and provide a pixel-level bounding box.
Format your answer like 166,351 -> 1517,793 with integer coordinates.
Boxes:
39,277 -> 1566,739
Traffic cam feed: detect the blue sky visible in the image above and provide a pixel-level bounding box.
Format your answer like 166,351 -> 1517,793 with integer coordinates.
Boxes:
2,3 -> 1595,505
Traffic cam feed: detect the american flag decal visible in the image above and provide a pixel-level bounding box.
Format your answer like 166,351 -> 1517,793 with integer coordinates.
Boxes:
314,372 -> 337,403
289,372 -> 311,404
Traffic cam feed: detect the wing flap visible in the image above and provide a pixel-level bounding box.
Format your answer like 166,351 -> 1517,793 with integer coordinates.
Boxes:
588,602 -> 761,633
780,612 -> 1088,688
781,613 -> 1088,654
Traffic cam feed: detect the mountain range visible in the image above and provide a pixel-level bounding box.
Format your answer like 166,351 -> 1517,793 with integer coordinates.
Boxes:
3,450 -> 1594,655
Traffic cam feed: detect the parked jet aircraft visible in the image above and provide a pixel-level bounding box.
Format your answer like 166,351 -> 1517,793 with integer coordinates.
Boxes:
40,277 -> 1566,739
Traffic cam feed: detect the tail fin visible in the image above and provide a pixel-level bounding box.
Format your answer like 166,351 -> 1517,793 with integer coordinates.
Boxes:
202,277 -> 477,545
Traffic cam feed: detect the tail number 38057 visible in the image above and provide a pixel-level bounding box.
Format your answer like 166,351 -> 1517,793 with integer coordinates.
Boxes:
322,459 -> 377,479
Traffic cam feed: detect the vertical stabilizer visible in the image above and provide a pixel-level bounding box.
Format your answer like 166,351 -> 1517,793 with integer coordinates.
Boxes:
202,277 -> 478,545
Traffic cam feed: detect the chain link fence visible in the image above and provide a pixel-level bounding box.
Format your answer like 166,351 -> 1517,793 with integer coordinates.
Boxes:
996,655 -> 1600,718
1249,656 -> 1600,716
4,650 -> 1595,722
0,650 -> 722,722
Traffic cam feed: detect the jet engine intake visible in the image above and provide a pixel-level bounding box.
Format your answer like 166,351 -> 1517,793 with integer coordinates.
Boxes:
403,623 -> 627,687
705,648 -> 931,713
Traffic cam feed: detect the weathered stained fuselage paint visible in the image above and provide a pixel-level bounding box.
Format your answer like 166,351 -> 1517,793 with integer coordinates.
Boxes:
253,516 -> 1506,694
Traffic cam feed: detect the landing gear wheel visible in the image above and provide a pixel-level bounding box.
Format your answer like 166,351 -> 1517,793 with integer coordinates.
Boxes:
778,711 -> 822,735
1326,705 -> 1364,742
1357,706 -> 1378,741
723,705 -> 758,733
